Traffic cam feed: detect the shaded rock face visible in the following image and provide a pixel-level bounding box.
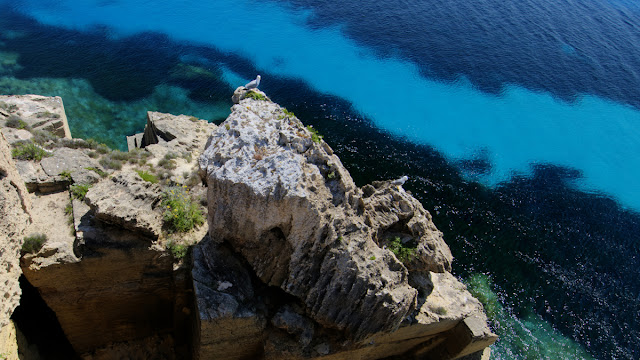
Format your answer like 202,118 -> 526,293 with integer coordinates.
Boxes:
198,93 -> 492,359
0,131 -> 31,331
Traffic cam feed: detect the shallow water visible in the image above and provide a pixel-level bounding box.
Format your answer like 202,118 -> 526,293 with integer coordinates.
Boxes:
1,0 -> 639,358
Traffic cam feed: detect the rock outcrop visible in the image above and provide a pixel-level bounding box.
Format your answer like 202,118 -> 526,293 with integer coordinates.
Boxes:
197,89 -> 496,358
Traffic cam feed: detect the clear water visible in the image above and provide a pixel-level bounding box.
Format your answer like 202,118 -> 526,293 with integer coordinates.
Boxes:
1,0 -> 639,358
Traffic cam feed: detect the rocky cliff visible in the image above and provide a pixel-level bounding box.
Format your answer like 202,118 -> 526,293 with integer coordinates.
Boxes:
195,87 -> 496,359
0,130 -> 32,360
0,91 -> 496,359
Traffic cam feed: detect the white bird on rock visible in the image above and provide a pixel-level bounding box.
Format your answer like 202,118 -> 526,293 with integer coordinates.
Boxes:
391,175 -> 409,186
244,75 -> 261,89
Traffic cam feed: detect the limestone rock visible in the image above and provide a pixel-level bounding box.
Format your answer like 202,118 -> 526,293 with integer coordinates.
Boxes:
127,111 -> 217,184
0,95 -> 71,138
363,181 -> 453,273
40,147 -> 100,178
0,131 -> 31,332
85,172 -> 163,239
199,96 -> 448,340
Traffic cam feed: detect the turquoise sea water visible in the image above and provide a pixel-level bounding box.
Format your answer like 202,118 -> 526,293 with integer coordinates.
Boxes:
2,0 -> 639,358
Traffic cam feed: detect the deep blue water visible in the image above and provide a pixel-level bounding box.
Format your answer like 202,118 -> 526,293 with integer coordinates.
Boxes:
1,0 -> 639,358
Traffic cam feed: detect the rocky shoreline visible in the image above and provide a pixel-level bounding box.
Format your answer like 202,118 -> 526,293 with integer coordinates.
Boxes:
0,90 -> 496,359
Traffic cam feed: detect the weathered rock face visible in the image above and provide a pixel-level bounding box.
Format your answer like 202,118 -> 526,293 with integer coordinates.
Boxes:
0,95 -> 71,138
0,131 -> 31,335
198,92 -> 495,358
85,172 -> 164,239
200,95 -> 432,340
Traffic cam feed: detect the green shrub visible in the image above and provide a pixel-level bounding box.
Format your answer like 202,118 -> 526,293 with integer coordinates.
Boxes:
158,153 -> 177,170
60,170 -> 73,182
137,169 -> 158,184
387,237 -> 416,263
35,111 -> 60,119
166,241 -> 189,259
32,130 -> 58,145
5,115 -> 30,130
70,184 -> 91,201
161,186 -> 204,233
96,143 -> 111,154
109,150 -> 132,161
22,233 -> 47,254
99,157 -> 123,170
306,125 -> 323,143
284,108 -> 295,117
245,90 -> 267,101
11,142 -> 51,161
189,116 -> 199,122
85,167 -> 108,177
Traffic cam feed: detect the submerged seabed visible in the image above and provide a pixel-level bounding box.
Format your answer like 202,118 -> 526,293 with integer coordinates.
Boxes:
1,0 -> 640,358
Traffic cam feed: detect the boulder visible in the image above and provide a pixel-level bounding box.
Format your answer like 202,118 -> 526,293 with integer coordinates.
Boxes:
85,172 -> 164,239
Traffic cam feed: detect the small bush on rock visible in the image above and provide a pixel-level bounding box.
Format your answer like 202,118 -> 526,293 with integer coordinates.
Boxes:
70,184 -> 91,201
166,241 -> 189,259
161,186 -> 204,233
5,115 -> 30,130
11,141 -> 51,161
245,91 -> 267,101
22,233 -> 47,254
387,236 -> 416,264
306,125 -> 323,143
137,169 -> 158,184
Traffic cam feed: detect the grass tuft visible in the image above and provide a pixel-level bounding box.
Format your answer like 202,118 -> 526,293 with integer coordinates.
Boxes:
166,241 -> 189,259
70,184 -> 91,201
5,115 -> 30,130
161,186 -> 204,233
11,141 -> 51,161
137,169 -> 158,184
387,236 -> 417,264
22,233 -> 47,254
245,90 -> 267,101
306,125 -> 323,143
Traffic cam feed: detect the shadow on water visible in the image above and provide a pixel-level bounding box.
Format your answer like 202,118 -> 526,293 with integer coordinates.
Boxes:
1,6 -> 639,358
0,7 -> 234,103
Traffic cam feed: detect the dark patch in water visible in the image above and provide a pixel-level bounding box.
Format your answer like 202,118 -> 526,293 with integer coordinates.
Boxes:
276,0 -> 640,109
0,7 -> 234,102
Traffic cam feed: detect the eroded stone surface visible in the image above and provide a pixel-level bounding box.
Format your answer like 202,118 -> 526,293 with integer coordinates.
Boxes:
0,95 -> 71,138
200,96 -> 461,342
85,172 -> 163,239
0,131 -> 31,332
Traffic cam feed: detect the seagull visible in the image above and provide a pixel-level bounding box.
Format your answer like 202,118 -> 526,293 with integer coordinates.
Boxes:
244,75 -> 261,89
391,175 -> 409,186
